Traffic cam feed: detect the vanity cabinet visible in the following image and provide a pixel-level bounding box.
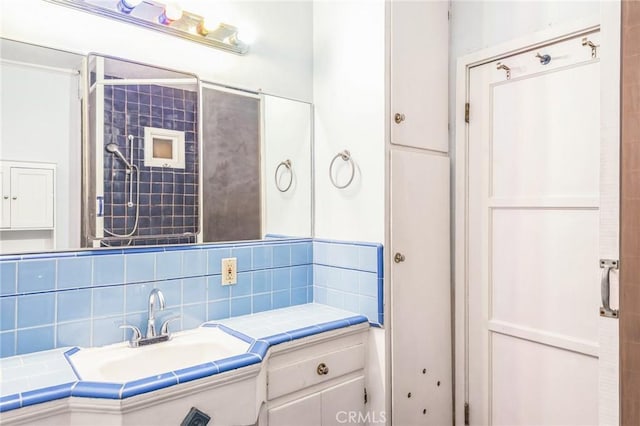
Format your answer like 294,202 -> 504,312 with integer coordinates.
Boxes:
0,161 -> 55,229
265,327 -> 367,426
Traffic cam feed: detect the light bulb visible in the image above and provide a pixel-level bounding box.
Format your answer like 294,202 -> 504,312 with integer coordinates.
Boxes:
198,17 -> 220,36
236,28 -> 257,45
159,3 -> 183,25
117,0 -> 143,14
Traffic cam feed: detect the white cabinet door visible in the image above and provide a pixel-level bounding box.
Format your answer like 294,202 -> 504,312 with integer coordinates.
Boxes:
10,167 -> 54,229
0,167 -> 9,228
391,149 -> 452,425
268,392 -> 321,426
390,0 -> 449,152
321,376 -> 365,426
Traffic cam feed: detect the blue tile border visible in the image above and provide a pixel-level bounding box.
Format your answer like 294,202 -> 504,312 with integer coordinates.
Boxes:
21,383 -> 74,408
120,373 -> 178,398
72,381 -> 123,399
0,393 -> 21,412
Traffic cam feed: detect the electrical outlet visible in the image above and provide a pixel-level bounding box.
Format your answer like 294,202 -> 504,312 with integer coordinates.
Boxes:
221,257 -> 237,285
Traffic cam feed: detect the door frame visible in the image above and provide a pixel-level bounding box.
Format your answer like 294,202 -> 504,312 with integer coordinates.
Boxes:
453,7 -> 621,425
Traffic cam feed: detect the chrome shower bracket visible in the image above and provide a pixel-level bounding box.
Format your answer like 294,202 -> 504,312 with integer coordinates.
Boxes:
496,62 -> 511,80
582,37 -> 599,58
599,259 -> 619,318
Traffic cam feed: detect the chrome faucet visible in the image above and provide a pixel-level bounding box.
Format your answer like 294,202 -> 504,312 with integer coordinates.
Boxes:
146,288 -> 166,338
120,288 -> 180,347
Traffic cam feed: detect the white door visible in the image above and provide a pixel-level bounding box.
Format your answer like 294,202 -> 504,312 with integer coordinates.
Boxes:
465,31 -> 613,425
391,149 -> 451,425
10,167 -> 54,229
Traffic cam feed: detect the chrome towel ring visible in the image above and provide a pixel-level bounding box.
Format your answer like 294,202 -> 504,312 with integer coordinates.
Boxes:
329,150 -> 355,189
275,159 -> 293,192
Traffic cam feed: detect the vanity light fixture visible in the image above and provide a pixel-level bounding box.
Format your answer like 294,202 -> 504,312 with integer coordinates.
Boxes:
43,0 -> 250,54
158,3 -> 182,25
116,0 -> 142,14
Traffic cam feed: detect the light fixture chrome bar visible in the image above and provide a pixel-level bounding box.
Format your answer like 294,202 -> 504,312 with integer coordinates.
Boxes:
43,0 -> 249,55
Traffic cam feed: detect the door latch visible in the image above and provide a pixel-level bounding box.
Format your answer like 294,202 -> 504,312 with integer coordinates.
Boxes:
394,252 -> 406,263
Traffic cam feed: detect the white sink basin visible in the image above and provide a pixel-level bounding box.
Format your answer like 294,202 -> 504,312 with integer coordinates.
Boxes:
70,327 -> 251,383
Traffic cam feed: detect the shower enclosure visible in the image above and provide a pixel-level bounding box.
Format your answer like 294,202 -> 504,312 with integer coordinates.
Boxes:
83,54 -> 200,247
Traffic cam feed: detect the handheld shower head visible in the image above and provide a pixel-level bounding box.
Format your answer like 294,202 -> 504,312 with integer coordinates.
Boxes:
105,143 -> 133,168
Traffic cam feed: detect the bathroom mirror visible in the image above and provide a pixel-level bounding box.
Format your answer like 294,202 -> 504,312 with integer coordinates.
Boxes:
0,38 -> 313,254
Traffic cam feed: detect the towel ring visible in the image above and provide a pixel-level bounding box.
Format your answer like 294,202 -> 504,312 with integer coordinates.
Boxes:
275,159 -> 293,192
329,150 -> 355,189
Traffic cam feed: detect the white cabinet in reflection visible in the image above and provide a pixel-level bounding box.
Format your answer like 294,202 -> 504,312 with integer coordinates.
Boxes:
1,161 -> 55,229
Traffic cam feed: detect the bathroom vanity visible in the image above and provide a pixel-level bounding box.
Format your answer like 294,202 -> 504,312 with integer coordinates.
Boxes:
0,305 -> 370,426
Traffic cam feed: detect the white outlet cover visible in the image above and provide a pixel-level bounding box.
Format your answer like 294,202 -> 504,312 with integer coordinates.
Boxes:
221,257 -> 237,285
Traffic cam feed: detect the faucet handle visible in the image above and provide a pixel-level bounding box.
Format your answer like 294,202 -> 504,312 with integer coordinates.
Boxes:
160,315 -> 181,336
119,325 -> 142,343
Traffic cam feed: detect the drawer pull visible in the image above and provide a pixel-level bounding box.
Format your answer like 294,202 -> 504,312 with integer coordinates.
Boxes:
317,363 -> 329,375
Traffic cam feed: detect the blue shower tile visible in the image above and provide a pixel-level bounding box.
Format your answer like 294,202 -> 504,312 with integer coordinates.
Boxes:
376,245 -> 384,278
230,296 -> 251,316
16,326 -> 54,355
230,247 -> 251,272
0,262 -> 16,295
207,275 -> 229,301
92,316 -> 124,347
17,260 -> 55,293
0,331 -> 15,357
307,286 -> 313,303
252,246 -> 272,269
57,289 -> 92,322
207,248 -> 230,275
57,257 -> 92,289
358,245 -> 379,273
314,286 -> 328,304
252,293 -> 271,313
123,312 -> 146,338
125,253 -> 155,283
56,321 -> 91,347
207,300 -> 229,321
252,270 -> 272,294
182,250 -> 206,276
17,293 -> 54,328
272,245 -> 291,267
290,243 -> 310,266
183,277 -> 207,304
359,272 -> 378,297
92,255 -> 124,286
272,268 -> 290,292
125,282 -> 153,312
155,280 -> 182,307
1,297 -> 15,331
92,286 -> 124,317
291,266 -> 309,288
183,303 -> 206,329
314,265 -> 329,286
230,273 -> 251,298
291,288 -> 307,306
156,251 -> 182,280
272,290 -> 290,309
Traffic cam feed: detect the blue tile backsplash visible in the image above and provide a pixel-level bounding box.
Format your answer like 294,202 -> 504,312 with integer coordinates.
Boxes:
0,238 -> 383,357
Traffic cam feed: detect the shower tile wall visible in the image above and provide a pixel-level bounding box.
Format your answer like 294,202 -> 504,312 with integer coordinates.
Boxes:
103,81 -> 198,245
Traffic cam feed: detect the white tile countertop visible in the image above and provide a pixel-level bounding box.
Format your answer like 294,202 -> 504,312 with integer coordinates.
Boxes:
0,303 -> 369,412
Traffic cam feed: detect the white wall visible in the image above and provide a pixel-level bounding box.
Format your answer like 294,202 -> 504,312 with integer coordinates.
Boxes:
0,62 -> 81,250
0,0 -> 313,102
313,0 -> 386,244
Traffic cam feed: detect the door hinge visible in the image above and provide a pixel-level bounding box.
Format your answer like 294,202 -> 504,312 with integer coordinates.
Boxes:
464,402 -> 470,425
364,387 -> 368,404
465,103 -> 470,123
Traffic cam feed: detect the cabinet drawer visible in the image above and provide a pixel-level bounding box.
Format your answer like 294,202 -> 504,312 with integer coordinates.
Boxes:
267,343 -> 364,400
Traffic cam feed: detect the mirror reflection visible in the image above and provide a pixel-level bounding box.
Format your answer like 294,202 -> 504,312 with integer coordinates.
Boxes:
0,38 -> 313,255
